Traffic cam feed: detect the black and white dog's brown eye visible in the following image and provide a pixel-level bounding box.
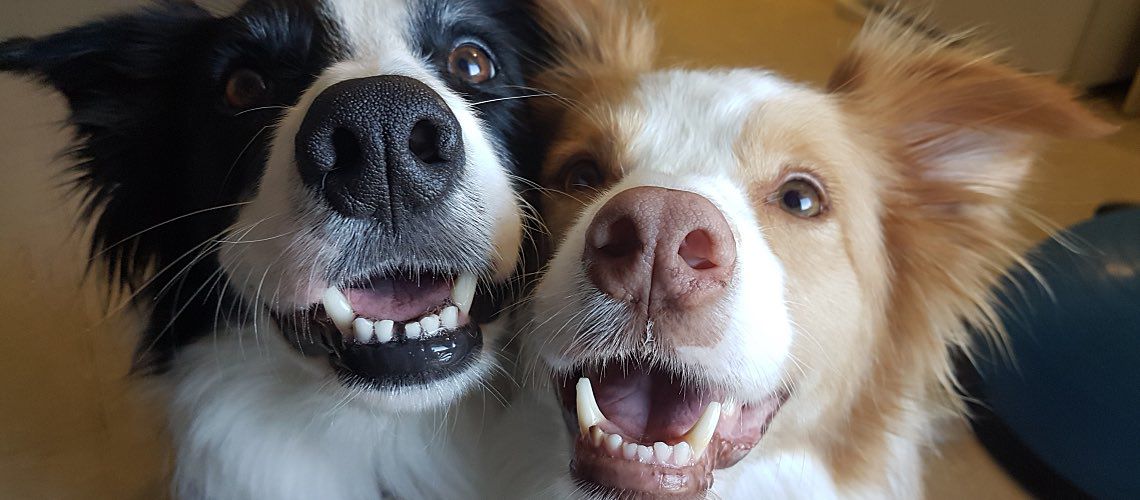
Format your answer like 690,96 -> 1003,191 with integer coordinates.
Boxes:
224,68 -> 270,109
448,42 -> 495,84
776,177 -> 826,218
559,156 -> 604,192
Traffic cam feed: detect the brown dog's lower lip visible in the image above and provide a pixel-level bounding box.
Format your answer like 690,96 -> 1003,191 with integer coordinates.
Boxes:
568,425 -> 774,497
572,440 -> 714,497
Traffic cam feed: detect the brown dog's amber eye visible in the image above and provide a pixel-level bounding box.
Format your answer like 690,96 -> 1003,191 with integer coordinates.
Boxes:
225,69 -> 270,110
777,178 -> 825,218
560,157 -> 604,192
448,43 -> 495,84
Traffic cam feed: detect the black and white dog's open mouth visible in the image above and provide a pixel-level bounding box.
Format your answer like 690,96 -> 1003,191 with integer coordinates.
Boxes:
273,270 -> 485,388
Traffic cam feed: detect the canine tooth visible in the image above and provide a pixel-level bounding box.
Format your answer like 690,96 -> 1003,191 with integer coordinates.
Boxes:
653,442 -> 673,463
604,434 -> 623,454
420,315 -> 441,335
682,402 -> 721,459
590,427 -> 604,447
575,378 -> 606,436
636,445 -> 653,463
375,320 -> 394,343
322,288 -> 355,333
352,318 -> 375,344
673,441 -> 692,465
622,443 -> 638,460
451,273 -> 477,315
405,322 -> 422,339
440,306 -> 459,329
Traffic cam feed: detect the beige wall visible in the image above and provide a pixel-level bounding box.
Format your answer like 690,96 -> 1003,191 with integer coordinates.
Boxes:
856,0 -> 1140,87
1,0 -> 144,36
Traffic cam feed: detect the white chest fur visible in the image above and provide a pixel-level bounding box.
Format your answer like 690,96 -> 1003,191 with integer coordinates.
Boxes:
164,331 -> 492,500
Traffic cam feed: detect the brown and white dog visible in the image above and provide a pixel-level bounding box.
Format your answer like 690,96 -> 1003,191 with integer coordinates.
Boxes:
491,1 -> 1114,497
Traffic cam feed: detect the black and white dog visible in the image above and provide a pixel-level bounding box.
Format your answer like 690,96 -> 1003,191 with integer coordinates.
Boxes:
1,0 -> 543,497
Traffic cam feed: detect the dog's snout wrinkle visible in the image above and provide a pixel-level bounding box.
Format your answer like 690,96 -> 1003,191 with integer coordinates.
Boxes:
295,75 -> 464,222
584,187 -> 736,347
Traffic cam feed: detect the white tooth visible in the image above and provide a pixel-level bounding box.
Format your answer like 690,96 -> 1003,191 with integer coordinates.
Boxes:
604,434 -> 623,454
683,402 -> 721,459
405,322 -> 422,339
451,273 -> 477,316
622,443 -> 638,460
440,306 -> 459,329
636,445 -> 653,463
375,320 -> 394,343
352,318 -> 375,344
575,378 -> 606,436
653,442 -> 673,464
673,441 -> 692,466
322,288 -> 355,333
590,427 -> 604,448
420,315 -> 441,335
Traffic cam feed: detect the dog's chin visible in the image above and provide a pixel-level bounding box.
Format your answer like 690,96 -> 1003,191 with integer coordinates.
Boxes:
555,362 -> 788,497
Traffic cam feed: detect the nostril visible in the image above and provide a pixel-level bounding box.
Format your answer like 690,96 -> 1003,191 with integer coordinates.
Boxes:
679,229 -> 717,270
331,128 -> 363,172
596,216 -> 642,258
409,119 -> 445,164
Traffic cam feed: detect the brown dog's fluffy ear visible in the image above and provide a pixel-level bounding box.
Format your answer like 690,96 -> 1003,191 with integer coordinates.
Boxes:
830,15 -> 1115,190
829,15 -> 1115,399
531,0 -> 656,100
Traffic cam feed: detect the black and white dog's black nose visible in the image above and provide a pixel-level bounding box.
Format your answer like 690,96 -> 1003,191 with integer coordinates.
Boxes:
295,75 -> 464,221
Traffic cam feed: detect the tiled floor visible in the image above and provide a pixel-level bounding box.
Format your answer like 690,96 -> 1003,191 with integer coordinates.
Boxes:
1,0 -> 1136,498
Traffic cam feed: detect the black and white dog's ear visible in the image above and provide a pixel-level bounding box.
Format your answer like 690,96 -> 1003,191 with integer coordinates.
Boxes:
0,37 -> 35,70
0,3 -> 215,294
0,2 -> 211,113
1,4 -> 227,374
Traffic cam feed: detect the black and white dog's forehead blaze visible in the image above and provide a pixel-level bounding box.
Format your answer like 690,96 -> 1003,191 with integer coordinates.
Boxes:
0,0 -> 540,373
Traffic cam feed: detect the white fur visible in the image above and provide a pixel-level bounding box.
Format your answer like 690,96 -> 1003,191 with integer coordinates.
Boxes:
712,451 -> 839,499
167,324 -> 507,500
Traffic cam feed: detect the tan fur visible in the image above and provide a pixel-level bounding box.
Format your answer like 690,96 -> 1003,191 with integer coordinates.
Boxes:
524,3 -> 1113,496
535,0 -> 656,96
530,0 -> 657,244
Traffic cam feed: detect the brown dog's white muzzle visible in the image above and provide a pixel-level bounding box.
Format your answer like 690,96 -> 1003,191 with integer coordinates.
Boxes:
583,187 -> 736,333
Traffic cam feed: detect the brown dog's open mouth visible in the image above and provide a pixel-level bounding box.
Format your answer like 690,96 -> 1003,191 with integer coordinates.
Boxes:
558,364 -> 787,496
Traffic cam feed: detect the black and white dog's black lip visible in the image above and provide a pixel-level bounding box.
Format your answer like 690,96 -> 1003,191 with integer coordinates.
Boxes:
271,265 -> 508,389
273,309 -> 484,389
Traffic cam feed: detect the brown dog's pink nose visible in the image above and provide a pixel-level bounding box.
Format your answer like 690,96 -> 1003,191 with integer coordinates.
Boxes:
584,187 -> 736,312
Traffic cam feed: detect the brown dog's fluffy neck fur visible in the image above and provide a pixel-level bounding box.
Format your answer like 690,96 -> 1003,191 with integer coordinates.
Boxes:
508,1 -> 1115,496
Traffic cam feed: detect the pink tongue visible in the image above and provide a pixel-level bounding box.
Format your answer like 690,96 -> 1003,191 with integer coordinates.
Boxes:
344,275 -> 450,322
592,366 -> 718,442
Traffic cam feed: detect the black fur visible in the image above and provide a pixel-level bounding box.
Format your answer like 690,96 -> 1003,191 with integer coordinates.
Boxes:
0,0 -> 545,373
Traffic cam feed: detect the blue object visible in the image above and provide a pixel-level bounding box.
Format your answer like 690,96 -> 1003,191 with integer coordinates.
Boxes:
968,208 -> 1140,499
